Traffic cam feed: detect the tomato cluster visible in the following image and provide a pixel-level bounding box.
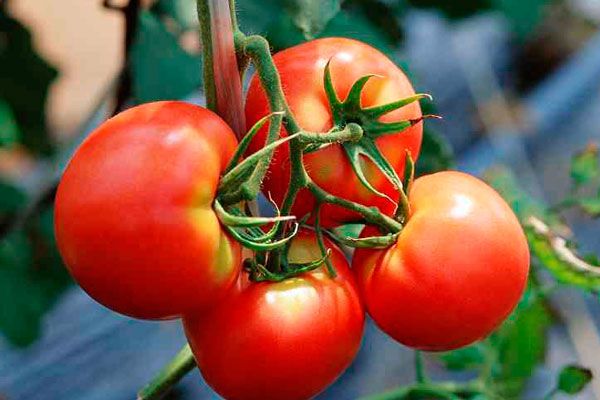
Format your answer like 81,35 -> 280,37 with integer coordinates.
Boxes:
54,38 -> 529,399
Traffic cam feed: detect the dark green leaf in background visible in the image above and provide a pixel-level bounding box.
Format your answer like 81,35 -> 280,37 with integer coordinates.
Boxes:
484,167 -> 558,225
526,227 -> 600,291
492,288 -> 553,398
0,180 -> 26,217
0,208 -> 71,347
0,99 -> 20,148
283,0 -> 343,38
577,195 -> 600,217
439,344 -> 486,372
486,167 -> 600,292
415,127 -> 454,177
237,0 -> 400,60
0,6 -> 58,156
491,0 -> 551,40
407,0 -> 492,19
152,0 -> 198,30
130,10 -> 202,103
557,365 -> 593,395
570,144 -> 599,189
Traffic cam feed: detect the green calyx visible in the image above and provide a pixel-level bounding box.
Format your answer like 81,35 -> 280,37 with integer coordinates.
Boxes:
214,199 -> 298,251
243,250 -> 332,282
322,60 -> 435,206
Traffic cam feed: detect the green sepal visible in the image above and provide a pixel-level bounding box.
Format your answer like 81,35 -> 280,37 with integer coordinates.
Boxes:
395,150 -> 415,221
403,150 -> 415,195
363,114 -> 440,138
321,65 -> 437,208
326,229 -> 399,248
323,60 -> 343,121
245,249 -> 332,282
218,130 -> 299,196
224,222 -> 299,252
343,142 -> 395,203
343,137 -> 403,202
224,112 -> 283,174
342,73 -> 381,112
362,93 -> 432,119
214,199 -> 295,228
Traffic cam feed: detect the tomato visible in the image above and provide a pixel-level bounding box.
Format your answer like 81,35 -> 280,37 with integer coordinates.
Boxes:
245,37 -> 422,227
353,171 -> 530,351
184,229 -> 365,400
54,101 -> 241,320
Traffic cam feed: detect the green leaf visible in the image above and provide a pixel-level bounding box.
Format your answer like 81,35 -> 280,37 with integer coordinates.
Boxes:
407,0 -> 492,19
526,227 -> 600,291
0,99 -> 20,148
484,167 -> 558,225
319,9 -> 398,62
577,196 -> 600,218
332,223 -> 363,240
283,0 -> 343,38
492,288 -> 553,398
130,11 -> 202,103
486,167 -> 600,293
0,208 -> 71,347
236,0 -> 283,35
0,180 -> 26,217
491,0 -> 550,40
557,365 -> 593,395
415,127 -> 454,176
570,144 -> 599,188
439,344 -> 486,371
152,0 -> 198,29
0,7 -> 58,156
407,0 -> 549,39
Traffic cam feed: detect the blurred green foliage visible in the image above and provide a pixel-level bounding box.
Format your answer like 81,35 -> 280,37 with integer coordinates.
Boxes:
0,209 -> 71,347
0,99 -> 20,148
557,365 -> 594,395
430,156 -> 600,399
131,10 -> 202,103
0,5 -> 57,157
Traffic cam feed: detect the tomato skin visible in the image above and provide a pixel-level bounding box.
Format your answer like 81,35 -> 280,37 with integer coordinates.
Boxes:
245,37 -> 422,227
184,230 -> 365,400
353,171 -> 530,351
54,101 -> 241,320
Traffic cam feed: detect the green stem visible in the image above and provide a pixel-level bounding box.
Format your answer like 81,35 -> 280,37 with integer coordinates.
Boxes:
197,0 -> 217,112
137,345 -> 196,400
307,179 -> 403,233
298,123 -> 363,145
362,380 -> 485,400
543,388 -> 559,400
228,0 -> 239,32
415,350 -> 426,383
549,197 -> 579,213
314,204 -> 337,277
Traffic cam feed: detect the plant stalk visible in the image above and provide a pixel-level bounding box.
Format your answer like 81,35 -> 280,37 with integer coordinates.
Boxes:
137,345 -> 196,400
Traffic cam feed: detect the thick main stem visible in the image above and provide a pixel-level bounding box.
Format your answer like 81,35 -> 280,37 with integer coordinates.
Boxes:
137,345 -> 196,400
206,0 -> 245,136
197,0 -> 217,112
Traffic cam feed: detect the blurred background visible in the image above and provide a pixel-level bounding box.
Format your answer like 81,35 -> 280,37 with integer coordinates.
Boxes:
1,0 -> 600,399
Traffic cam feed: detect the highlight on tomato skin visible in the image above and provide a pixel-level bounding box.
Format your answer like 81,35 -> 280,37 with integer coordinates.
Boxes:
245,37 -> 423,228
183,229 -> 365,400
54,101 -> 242,320
352,171 -> 530,352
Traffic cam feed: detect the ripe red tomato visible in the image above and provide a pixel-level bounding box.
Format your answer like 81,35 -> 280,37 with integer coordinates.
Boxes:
245,37 -> 422,227
184,229 -> 365,400
55,101 -> 241,320
353,171 -> 530,351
